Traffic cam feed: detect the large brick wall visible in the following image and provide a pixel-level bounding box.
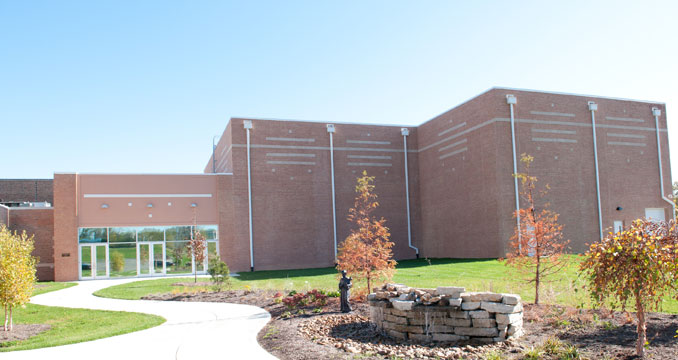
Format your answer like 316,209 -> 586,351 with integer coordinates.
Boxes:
212,88 -> 672,267
0,205 -> 55,281
7,208 -> 55,281
224,118 -> 420,271
216,174 -> 250,271
0,179 -> 53,203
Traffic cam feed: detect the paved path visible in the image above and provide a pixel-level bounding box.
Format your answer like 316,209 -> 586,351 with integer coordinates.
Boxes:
5,278 -> 276,360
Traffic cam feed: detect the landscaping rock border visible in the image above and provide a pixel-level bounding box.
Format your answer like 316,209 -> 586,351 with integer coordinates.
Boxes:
368,284 -> 523,344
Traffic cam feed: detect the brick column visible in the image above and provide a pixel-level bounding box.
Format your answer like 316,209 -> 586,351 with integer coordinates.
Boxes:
53,173 -> 79,281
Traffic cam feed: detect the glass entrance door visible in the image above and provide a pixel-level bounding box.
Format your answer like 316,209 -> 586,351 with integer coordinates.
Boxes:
79,244 -> 109,279
137,242 -> 166,276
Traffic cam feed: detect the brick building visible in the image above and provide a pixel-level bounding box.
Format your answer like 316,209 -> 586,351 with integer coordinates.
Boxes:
1,87 -> 673,281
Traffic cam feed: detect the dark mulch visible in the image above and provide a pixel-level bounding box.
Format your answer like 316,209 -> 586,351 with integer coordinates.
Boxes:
0,324 -> 51,346
145,290 -> 678,359
525,304 -> 678,360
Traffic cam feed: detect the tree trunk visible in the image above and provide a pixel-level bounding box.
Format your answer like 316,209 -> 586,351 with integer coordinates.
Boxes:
3,304 -> 7,331
8,307 -> 12,332
367,272 -> 371,295
535,254 -> 540,305
636,296 -> 647,358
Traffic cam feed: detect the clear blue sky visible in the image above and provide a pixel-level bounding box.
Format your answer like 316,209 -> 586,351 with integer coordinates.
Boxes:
1,1 -> 677,179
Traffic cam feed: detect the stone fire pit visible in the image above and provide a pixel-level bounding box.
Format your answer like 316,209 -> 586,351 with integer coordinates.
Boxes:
368,284 -> 524,343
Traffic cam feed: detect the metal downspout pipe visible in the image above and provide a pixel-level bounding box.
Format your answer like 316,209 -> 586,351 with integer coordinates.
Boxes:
327,124 -> 338,260
244,120 -> 255,271
652,107 -> 676,220
401,128 -> 419,258
506,94 -> 521,249
588,102 -> 604,240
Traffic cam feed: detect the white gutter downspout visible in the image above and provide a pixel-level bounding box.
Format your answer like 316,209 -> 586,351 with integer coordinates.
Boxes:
327,124 -> 338,260
506,94 -> 521,249
588,102 -> 604,240
653,107 -> 676,220
244,120 -> 255,271
401,128 -> 419,258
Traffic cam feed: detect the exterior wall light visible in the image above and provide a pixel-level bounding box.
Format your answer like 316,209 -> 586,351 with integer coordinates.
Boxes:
147,203 -> 153,208
616,206 -> 623,211
101,204 -> 109,209
191,203 -> 197,208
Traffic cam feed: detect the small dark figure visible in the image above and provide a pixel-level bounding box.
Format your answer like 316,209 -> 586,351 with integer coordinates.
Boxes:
339,270 -> 352,313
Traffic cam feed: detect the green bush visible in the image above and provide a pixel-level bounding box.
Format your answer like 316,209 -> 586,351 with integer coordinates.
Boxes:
207,258 -> 230,291
111,252 -> 125,273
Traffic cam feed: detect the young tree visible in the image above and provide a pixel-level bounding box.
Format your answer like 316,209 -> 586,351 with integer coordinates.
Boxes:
189,211 -> 207,283
580,219 -> 678,358
0,225 -> 37,331
505,154 -> 569,305
336,170 -> 397,294
189,231 -> 206,283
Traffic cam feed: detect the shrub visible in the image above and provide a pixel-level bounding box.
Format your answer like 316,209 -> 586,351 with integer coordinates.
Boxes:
307,289 -> 328,306
281,289 -> 329,310
580,218 -> 678,358
111,252 -> 125,273
282,292 -> 308,310
207,258 -> 230,291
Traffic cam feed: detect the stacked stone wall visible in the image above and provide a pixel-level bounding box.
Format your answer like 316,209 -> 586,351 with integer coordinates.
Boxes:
368,284 -> 523,343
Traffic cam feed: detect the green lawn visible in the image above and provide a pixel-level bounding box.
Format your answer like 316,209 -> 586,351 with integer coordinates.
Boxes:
32,282 -> 77,296
1,282 -> 165,352
93,256 -> 678,314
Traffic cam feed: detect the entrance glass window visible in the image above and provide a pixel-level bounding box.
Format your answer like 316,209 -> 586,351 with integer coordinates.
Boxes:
77,225 -> 219,280
79,244 -> 109,279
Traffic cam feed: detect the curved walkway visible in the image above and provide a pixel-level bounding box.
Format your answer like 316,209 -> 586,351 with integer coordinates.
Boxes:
5,278 -> 276,360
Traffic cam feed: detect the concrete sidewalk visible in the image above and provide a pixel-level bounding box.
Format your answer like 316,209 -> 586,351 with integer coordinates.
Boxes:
4,278 -> 276,360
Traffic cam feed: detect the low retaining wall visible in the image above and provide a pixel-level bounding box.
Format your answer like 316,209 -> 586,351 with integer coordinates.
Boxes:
368,284 -> 523,343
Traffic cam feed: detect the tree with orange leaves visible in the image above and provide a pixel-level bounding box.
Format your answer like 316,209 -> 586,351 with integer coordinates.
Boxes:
505,154 -> 569,305
337,171 -> 397,294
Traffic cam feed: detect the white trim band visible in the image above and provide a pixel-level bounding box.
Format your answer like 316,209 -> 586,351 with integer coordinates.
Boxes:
531,137 -> 578,143
438,147 -> 468,160
265,137 -> 315,142
84,194 -> 213,198
346,140 -> 391,145
605,116 -> 644,123
347,162 -> 392,167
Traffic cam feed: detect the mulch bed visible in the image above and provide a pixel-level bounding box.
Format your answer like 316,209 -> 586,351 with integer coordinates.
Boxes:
144,289 -> 678,359
0,324 -> 51,346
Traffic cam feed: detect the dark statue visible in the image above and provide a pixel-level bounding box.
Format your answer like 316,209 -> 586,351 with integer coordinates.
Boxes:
339,270 -> 352,313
